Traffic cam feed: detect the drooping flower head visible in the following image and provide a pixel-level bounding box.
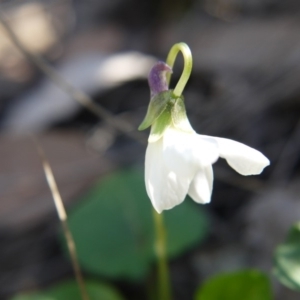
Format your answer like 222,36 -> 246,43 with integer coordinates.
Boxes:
139,43 -> 270,213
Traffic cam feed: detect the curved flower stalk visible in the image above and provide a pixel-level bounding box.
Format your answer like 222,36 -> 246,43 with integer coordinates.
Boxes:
139,44 -> 270,214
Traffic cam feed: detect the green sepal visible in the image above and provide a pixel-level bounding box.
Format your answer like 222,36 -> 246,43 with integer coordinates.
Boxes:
138,90 -> 175,131
148,105 -> 172,143
171,96 -> 194,133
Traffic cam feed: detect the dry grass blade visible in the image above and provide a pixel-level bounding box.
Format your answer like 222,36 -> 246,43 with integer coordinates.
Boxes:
32,137 -> 89,300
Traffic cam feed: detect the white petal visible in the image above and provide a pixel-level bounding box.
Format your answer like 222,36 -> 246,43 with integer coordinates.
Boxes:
162,127 -> 219,176
188,166 -> 213,204
210,136 -> 270,175
145,139 -> 191,213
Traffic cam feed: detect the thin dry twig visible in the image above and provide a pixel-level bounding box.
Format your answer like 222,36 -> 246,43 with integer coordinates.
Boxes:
0,10 -> 146,145
32,136 -> 89,300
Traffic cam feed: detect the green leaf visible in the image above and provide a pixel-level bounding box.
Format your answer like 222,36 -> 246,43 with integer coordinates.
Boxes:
194,270 -> 273,300
138,90 -> 175,131
65,168 -> 209,281
273,222 -> 300,291
11,280 -> 124,300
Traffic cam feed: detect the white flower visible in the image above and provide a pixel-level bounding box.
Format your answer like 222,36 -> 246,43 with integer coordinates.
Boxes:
139,61 -> 270,213
145,126 -> 270,213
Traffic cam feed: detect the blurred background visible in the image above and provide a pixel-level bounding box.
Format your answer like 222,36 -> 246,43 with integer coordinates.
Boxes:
1,0 -> 300,299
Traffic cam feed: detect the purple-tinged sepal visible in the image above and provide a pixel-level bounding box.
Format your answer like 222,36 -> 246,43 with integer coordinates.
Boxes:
139,61 -> 192,139
148,61 -> 172,97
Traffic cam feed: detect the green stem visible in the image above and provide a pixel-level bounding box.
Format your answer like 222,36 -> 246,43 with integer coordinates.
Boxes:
166,42 -> 193,97
153,209 -> 172,300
